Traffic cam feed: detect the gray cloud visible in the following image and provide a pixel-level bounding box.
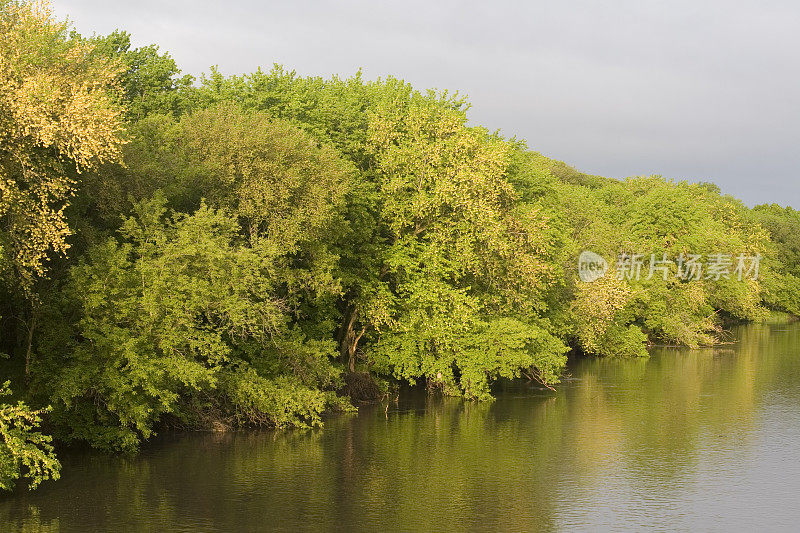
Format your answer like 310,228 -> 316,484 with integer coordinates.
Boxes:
53,0 -> 800,206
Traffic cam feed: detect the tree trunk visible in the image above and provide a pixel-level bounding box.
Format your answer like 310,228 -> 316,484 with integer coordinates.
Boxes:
24,309 -> 36,377
340,307 -> 365,373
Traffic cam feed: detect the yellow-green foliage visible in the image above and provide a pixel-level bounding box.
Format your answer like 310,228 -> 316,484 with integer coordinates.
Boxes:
0,0 -> 124,288
2,0 -> 800,468
45,195 -> 349,451
0,381 -> 60,491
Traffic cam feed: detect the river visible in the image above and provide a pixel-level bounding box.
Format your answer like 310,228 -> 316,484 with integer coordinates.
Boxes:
3,323 -> 800,531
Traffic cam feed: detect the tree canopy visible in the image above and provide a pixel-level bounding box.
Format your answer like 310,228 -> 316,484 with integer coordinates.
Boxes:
2,0 -> 800,490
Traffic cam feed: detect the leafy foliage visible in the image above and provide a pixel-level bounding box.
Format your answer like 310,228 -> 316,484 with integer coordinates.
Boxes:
44,196 -> 345,450
0,381 -> 60,491
2,0 -> 800,479
0,0 -> 124,290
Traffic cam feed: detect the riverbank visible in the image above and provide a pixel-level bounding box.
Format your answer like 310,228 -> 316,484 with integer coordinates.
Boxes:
4,323 -> 799,531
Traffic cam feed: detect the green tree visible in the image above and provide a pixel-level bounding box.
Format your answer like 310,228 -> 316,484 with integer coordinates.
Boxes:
91,30 -> 194,120
45,196 -> 348,451
361,90 -> 567,398
751,204 -> 800,315
0,381 -> 60,491
0,0 -> 124,289
191,70 -> 569,395
0,0 -> 125,374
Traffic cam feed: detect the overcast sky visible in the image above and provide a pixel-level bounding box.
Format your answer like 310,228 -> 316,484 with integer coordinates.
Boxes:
53,0 -> 800,207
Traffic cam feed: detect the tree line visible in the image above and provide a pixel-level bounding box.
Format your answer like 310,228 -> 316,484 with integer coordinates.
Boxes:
2,0 -> 800,490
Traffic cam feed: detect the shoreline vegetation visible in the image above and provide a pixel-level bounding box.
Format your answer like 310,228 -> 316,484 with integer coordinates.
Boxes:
2,0 -> 800,491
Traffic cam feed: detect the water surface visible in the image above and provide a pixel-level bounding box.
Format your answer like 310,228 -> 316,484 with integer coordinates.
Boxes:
3,323 -> 800,531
